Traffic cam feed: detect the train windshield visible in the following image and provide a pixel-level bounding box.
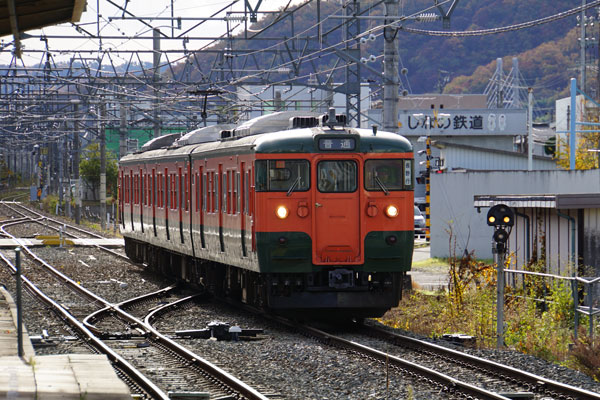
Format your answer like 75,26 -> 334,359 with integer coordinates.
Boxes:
364,159 -> 413,191
255,159 -> 310,192
317,160 -> 357,193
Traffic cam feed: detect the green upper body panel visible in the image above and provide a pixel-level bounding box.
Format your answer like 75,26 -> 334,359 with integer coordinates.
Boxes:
119,126 -> 413,167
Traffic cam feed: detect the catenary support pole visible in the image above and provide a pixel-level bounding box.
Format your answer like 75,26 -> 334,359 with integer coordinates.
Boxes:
383,0 -> 399,132
100,101 -> 106,230
570,78 -> 577,170
15,247 -> 23,358
73,101 -> 81,224
528,88 -> 533,171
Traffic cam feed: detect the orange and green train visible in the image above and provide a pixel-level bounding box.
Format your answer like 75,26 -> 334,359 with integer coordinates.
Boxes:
119,111 -> 414,318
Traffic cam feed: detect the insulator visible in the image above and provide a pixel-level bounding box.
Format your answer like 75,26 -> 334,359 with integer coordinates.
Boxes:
369,33 -> 376,42
368,54 -> 376,62
224,15 -> 246,22
360,57 -> 368,64
360,37 -> 368,44
416,12 -> 438,23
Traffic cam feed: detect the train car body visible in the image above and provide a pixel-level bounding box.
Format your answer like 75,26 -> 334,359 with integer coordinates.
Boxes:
120,113 -> 414,318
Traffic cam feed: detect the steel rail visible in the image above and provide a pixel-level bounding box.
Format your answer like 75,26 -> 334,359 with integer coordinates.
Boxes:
83,285 -> 179,334
263,313 -> 511,400
0,215 -> 270,400
363,324 -> 600,400
0,251 -> 170,400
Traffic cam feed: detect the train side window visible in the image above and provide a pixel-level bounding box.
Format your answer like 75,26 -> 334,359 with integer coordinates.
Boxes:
223,172 -> 227,214
202,173 -> 210,211
255,159 -> 309,192
152,172 -> 156,207
134,175 -> 139,204
214,173 -> 219,212
317,160 -> 357,193
235,172 -> 240,214
244,171 -> 249,214
364,159 -> 409,191
226,171 -> 231,214
184,172 -> 189,211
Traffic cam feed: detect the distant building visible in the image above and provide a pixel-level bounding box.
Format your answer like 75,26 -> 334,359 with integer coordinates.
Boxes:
236,84 -> 372,127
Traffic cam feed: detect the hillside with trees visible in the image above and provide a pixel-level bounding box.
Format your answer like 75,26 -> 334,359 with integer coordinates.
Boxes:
177,0 -> 582,101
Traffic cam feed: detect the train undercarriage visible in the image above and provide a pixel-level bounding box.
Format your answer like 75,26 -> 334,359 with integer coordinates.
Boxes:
125,237 -> 405,319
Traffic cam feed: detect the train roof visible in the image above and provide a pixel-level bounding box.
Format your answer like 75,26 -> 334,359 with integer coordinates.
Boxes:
120,126 -> 412,165
119,112 -> 412,165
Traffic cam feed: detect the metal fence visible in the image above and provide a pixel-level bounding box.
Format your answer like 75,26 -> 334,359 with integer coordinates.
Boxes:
503,269 -> 600,339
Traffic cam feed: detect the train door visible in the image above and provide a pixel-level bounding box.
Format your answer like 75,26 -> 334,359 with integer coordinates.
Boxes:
218,164 -> 224,252
164,168 -> 170,241
240,162 -> 247,257
178,166 -> 184,244
129,170 -> 134,231
250,164 -> 256,252
152,168 -> 157,236
140,168 -> 144,233
313,156 -> 362,264
199,166 -> 206,248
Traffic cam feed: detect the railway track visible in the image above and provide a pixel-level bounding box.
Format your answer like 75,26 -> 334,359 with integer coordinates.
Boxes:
2,199 -> 599,399
0,201 -> 273,399
356,322 -> 600,400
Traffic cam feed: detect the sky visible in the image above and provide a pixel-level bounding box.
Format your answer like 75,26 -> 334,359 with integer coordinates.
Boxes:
0,0 -> 304,66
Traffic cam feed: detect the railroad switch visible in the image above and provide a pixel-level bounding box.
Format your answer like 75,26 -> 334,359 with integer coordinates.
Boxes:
175,321 -> 263,341
441,333 -> 476,347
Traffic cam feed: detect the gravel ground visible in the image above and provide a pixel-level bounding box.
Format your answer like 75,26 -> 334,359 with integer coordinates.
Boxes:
366,319 -> 600,396
154,301 -> 486,400
1,202 -> 599,399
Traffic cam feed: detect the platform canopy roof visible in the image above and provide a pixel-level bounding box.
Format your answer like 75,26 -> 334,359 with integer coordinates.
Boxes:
474,194 -> 600,210
0,0 -> 86,57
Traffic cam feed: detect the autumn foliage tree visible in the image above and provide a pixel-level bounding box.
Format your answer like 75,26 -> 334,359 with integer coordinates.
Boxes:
79,143 -> 118,200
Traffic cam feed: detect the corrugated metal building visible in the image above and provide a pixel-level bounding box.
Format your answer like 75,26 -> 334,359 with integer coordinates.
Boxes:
434,141 -> 558,171
432,170 -> 600,276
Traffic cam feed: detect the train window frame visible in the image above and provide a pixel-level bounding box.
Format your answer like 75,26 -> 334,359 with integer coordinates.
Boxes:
214,173 -> 219,213
317,160 -> 358,193
202,173 -> 207,212
235,172 -> 240,214
255,159 -> 310,192
222,172 -> 227,214
364,159 -> 413,192
244,170 -> 249,214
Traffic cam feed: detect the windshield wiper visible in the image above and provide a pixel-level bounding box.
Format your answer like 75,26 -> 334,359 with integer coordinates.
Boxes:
375,176 -> 390,196
287,176 -> 301,197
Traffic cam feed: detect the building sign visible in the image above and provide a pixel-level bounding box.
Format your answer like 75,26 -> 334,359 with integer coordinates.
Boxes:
396,109 -> 527,136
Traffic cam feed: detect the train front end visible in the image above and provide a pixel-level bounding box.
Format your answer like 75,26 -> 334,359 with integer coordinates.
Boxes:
254,126 -> 414,318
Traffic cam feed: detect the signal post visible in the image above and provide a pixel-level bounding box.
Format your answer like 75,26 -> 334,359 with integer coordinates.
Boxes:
486,204 -> 514,349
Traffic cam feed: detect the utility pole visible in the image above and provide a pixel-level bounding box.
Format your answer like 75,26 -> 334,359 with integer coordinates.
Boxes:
344,0 -> 361,127
383,0 -> 400,132
581,0 -> 587,93
100,101 -> 107,230
153,28 -> 161,139
73,101 -> 81,224
58,136 -> 64,207
425,135 -> 431,243
119,102 -> 128,159
527,88 -> 533,171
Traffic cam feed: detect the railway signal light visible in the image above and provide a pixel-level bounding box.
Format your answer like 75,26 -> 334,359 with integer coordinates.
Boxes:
486,204 -> 514,254
487,204 -> 514,227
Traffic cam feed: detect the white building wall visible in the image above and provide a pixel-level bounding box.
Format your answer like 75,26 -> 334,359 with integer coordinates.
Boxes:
440,146 -> 558,171
430,169 -> 600,262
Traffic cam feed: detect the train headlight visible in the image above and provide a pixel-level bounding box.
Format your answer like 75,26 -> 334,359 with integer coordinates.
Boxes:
385,205 -> 399,218
276,205 -> 289,219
